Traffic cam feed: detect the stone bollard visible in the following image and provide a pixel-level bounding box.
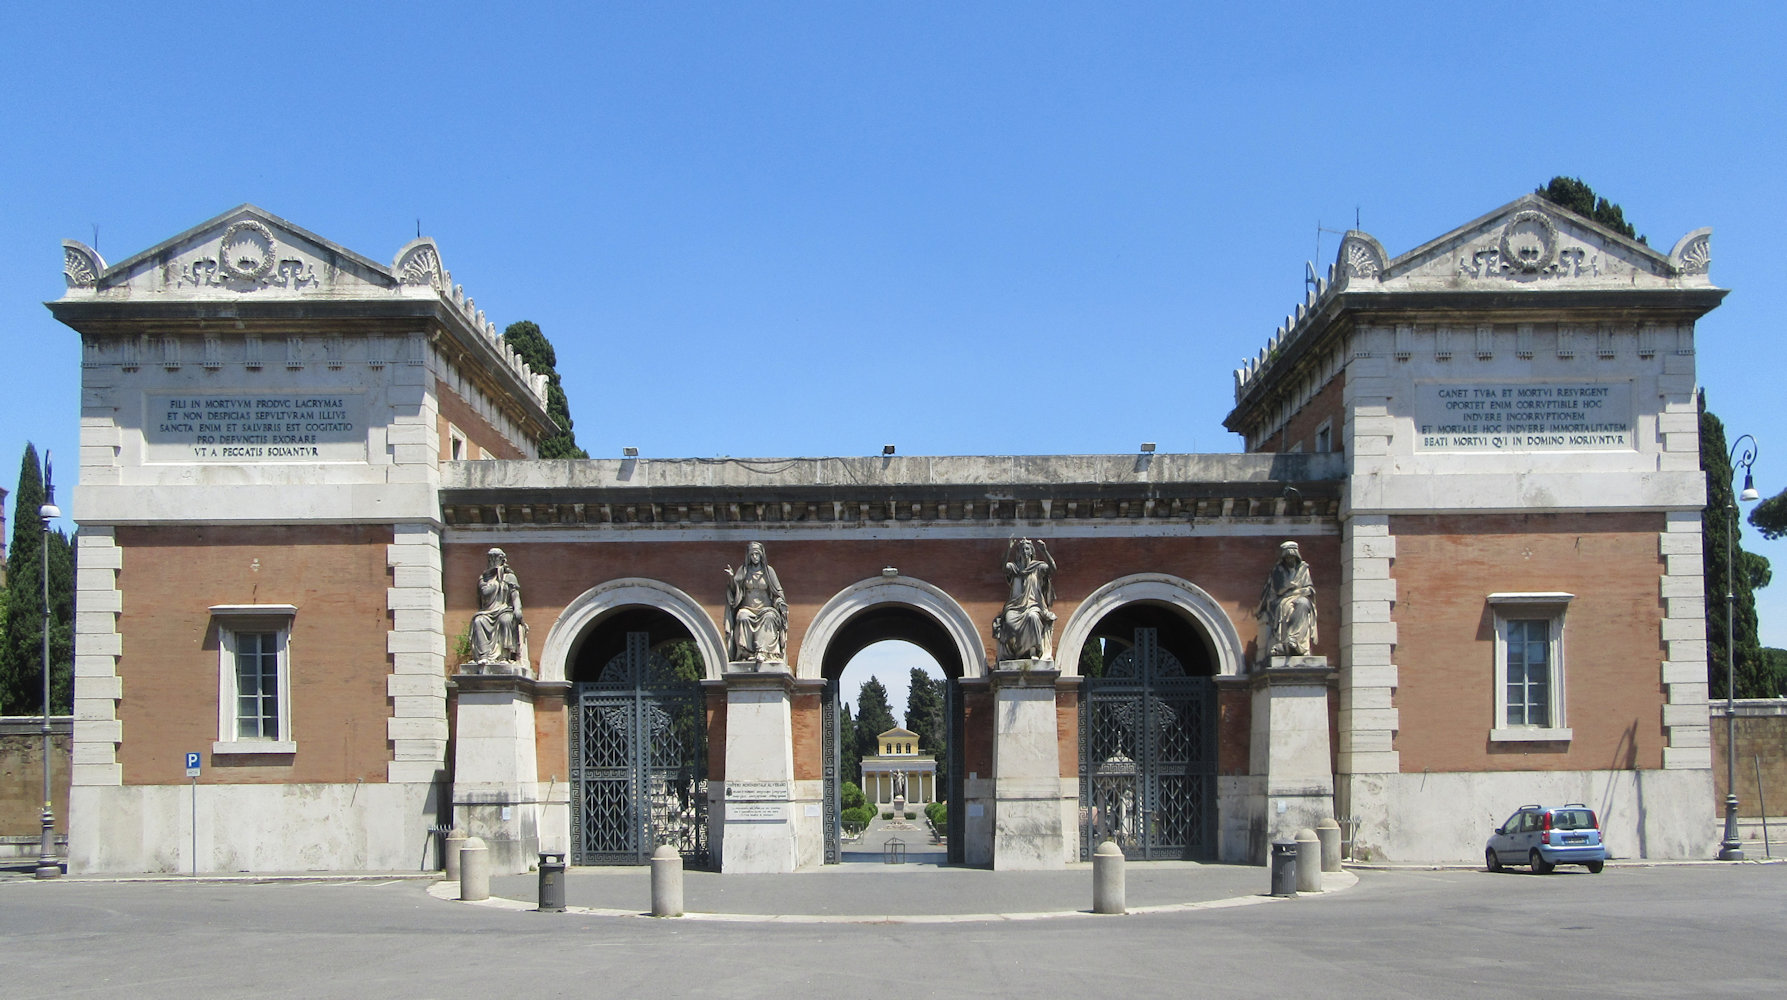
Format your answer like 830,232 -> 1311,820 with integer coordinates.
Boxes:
444,828 -> 467,881
1092,839 -> 1126,914
1316,818 -> 1341,872
1296,828 -> 1322,893
459,836 -> 490,901
650,844 -> 683,917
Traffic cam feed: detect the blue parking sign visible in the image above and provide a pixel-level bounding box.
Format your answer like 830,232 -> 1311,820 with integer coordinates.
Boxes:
184,752 -> 201,777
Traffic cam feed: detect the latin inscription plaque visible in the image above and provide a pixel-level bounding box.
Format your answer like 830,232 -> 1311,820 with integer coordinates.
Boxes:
1414,381 -> 1633,451
144,392 -> 367,463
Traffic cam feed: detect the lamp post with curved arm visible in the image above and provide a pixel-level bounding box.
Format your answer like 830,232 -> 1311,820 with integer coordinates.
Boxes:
36,452 -> 61,879
1718,434 -> 1760,862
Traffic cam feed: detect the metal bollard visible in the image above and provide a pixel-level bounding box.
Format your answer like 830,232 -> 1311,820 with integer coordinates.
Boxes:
1269,840 -> 1297,897
1316,818 -> 1342,872
1092,839 -> 1126,914
537,851 -> 566,912
459,836 -> 490,901
443,828 -> 467,880
650,844 -> 683,917
1296,828 -> 1322,893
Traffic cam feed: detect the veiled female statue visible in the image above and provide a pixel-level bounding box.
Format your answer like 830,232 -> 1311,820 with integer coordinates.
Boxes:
1256,540 -> 1318,657
993,538 -> 1057,661
470,547 -> 527,670
725,541 -> 788,663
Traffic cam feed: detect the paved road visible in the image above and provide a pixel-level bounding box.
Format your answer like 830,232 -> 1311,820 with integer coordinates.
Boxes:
1,863 -> 1781,998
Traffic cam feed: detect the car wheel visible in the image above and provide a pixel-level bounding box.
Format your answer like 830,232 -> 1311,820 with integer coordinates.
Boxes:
1486,847 -> 1502,872
1586,860 -> 1604,874
1529,850 -> 1553,874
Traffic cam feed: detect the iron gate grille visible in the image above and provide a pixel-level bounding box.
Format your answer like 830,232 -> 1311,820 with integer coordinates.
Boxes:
946,677 -> 964,864
1079,628 -> 1216,860
570,632 -> 708,866
822,677 -> 841,864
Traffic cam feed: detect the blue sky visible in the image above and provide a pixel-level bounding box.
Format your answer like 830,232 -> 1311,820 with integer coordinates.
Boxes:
5,3 -> 1785,665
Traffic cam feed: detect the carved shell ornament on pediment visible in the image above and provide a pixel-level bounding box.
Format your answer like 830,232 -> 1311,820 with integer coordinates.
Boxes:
1340,236 -> 1384,279
1497,210 -> 1558,273
397,243 -> 444,288
63,245 -> 100,288
1677,234 -> 1710,275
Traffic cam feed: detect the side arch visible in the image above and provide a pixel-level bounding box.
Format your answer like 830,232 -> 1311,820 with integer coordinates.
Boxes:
537,578 -> 727,683
1055,573 -> 1247,678
796,576 -> 987,681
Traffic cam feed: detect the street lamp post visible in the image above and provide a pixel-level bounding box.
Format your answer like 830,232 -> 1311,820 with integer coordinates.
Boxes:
1718,435 -> 1759,863
36,451 -> 62,879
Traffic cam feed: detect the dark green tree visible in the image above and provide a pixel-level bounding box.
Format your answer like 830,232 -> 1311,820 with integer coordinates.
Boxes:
1535,176 -> 1645,244
904,667 -> 947,793
853,676 -> 897,767
1079,637 -> 1107,678
501,320 -> 589,459
838,699 -> 861,794
1749,483 -> 1787,542
1701,396 -> 1774,699
2,444 -> 75,714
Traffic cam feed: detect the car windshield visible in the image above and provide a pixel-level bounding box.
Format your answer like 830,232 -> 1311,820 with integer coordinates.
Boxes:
1552,809 -> 1596,830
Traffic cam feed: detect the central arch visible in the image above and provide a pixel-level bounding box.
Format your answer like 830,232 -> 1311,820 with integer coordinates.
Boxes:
1055,573 -> 1247,679
797,576 -> 987,682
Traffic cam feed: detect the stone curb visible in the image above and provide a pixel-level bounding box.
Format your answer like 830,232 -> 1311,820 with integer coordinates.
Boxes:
1344,858 -> 1787,871
424,869 -> 1360,924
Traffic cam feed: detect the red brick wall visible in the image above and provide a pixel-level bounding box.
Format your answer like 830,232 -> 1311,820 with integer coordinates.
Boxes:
437,378 -> 527,461
792,690 -> 823,781
115,525 -> 395,785
1252,373 -> 1345,455
1390,512 -> 1666,772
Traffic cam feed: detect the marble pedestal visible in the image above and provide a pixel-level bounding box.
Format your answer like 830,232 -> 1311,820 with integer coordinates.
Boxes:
1249,656 -> 1336,861
720,662 -> 799,873
991,661 -> 1068,870
451,672 -> 540,874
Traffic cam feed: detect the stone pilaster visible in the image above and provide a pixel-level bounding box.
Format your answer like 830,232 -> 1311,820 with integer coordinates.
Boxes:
1249,656 -> 1337,857
451,672 -> 540,873
720,662 -> 798,873
386,524 -> 449,784
990,661 -> 1067,870
1337,514 -> 1398,775
1660,510 -> 1712,769
70,527 -> 123,789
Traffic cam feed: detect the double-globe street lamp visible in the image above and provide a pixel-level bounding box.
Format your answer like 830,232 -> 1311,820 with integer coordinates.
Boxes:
36,452 -> 61,879
1718,435 -> 1760,863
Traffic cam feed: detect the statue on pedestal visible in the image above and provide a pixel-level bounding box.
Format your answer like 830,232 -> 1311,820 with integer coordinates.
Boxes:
993,538 -> 1057,661
470,547 -> 528,672
1256,541 -> 1318,658
725,541 -> 788,663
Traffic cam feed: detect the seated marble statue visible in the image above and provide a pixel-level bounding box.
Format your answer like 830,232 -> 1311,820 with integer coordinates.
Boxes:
1256,540 -> 1318,658
470,547 -> 527,670
993,538 -> 1057,661
725,541 -> 788,663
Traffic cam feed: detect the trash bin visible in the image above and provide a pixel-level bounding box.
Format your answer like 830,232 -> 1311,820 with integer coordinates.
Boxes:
1269,840 -> 1298,897
537,852 -> 566,912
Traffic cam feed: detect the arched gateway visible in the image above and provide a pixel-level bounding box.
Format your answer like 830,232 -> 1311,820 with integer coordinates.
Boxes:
436,457 -> 1346,873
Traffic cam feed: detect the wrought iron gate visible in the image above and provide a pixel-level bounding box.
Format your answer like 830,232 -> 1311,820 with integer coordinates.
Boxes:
822,677 -> 841,864
945,677 -> 964,865
570,632 -> 708,866
1079,627 -> 1216,860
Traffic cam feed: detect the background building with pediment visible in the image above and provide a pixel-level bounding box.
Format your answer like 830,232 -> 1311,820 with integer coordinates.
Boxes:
49,196 -> 1722,874
860,727 -> 937,807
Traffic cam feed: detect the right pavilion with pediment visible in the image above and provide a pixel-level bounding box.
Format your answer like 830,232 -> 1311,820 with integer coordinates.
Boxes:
1224,194 -> 1720,860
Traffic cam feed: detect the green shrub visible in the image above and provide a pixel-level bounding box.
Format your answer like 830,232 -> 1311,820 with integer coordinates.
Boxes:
882,810 -> 893,820
841,781 -> 866,811
925,800 -> 948,829
903,811 -> 916,820
840,805 -> 874,834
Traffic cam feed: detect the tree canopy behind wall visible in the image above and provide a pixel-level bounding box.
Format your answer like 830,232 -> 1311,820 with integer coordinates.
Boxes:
1,443 -> 74,714
501,320 -> 589,459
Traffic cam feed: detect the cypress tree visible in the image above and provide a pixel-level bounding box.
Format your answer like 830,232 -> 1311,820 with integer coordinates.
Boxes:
1700,395 -> 1777,699
501,320 -> 589,459
2,444 -> 74,714
853,676 -> 897,767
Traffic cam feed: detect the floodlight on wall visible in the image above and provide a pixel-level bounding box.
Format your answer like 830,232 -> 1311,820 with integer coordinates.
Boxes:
622,447 -> 638,458
1140,442 -> 1156,453
883,445 -> 896,456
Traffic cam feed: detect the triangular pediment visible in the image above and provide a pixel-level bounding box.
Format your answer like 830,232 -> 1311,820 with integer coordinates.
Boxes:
62,204 -> 409,299
878,727 -> 919,739
1335,194 -> 1711,291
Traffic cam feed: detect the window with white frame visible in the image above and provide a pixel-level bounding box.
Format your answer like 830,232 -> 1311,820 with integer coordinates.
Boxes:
1488,593 -> 1573,742
1314,418 -> 1333,454
211,605 -> 297,754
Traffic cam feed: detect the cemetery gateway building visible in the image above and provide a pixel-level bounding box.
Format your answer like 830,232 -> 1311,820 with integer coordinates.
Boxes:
51,197 -> 1722,873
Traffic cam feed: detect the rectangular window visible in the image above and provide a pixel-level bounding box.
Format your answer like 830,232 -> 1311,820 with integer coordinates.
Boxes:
1314,419 -> 1333,454
1489,593 -> 1572,743
211,605 -> 297,755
